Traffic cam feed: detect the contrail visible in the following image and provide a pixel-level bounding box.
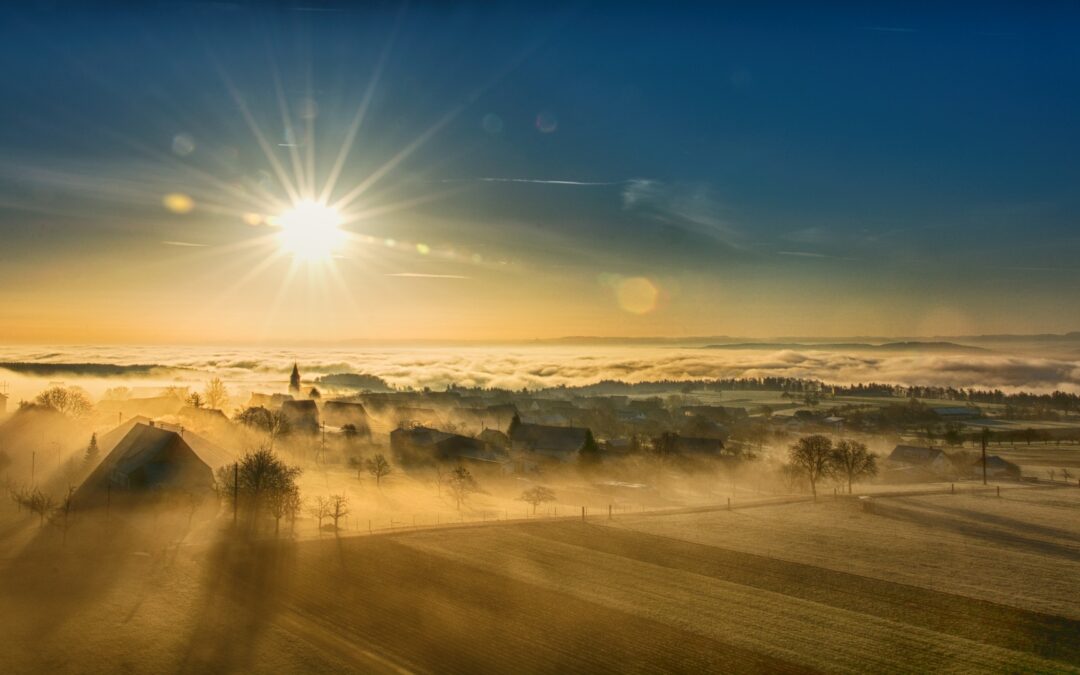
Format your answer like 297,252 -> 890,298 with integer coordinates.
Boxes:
440,177 -> 621,186
386,272 -> 471,279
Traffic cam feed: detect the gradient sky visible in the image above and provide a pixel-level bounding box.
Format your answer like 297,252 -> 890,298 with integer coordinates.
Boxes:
1,2 -> 1079,343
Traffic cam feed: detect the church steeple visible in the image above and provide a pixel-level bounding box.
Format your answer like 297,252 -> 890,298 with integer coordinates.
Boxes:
289,362 -> 301,394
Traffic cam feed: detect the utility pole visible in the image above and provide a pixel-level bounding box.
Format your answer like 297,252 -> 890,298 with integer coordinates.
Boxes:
981,427 -> 990,486
232,462 -> 239,526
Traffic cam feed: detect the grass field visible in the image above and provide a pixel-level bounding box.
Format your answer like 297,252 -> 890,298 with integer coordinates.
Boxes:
1,487 -> 1077,673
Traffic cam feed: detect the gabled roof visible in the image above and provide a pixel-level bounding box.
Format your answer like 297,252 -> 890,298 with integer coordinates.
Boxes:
674,436 -> 725,455
75,423 -> 215,503
98,417 -> 235,470
511,423 -> 590,458
888,445 -> 947,465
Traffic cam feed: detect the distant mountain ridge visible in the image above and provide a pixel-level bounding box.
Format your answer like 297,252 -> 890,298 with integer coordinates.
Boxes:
701,341 -> 988,353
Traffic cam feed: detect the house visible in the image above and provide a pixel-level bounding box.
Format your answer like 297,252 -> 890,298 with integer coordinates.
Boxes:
178,406 -> 230,428
73,423 -> 216,507
322,400 -> 371,435
673,436 -> 727,457
973,455 -> 1021,480
248,392 -> 294,409
95,416 -> 236,472
390,426 -> 507,468
281,399 -> 320,434
509,422 -> 595,462
886,445 -> 955,478
477,428 -> 509,450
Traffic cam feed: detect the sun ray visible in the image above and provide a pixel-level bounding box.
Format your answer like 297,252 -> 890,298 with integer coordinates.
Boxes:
214,60 -> 302,204
268,40 -> 310,201
318,9 -> 401,204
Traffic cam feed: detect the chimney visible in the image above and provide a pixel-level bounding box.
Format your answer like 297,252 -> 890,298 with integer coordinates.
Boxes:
149,420 -> 155,427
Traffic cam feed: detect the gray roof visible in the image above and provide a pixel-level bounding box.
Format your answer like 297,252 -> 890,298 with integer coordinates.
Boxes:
674,436 -> 725,455
75,423 -> 215,503
511,423 -> 590,458
888,445 -> 946,465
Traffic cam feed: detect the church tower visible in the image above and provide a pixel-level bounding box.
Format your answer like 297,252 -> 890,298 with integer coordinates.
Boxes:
289,363 -> 301,395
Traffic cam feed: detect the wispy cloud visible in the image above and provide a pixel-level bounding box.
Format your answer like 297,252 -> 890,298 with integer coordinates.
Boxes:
386,272 -> 470,279
777,250 -> 827,258
161,240 -> 207,247
622,179 -> 740,247
441,177 -> 619,186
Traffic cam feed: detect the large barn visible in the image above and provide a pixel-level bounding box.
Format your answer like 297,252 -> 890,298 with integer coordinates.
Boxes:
73,423 -> 216,508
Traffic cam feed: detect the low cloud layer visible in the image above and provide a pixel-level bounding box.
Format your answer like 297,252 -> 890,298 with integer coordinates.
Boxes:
2,345 -> 1079,399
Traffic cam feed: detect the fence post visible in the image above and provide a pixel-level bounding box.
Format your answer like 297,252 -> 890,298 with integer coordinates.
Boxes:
951,483 -> 955,494
608,504 -> 612,520
996,486 -> 1000,498
727,497 -> 731,511
581,506 -> 585,522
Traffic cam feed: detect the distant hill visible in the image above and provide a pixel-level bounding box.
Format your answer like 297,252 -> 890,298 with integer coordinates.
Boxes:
315,373 -> 394,392
702,341 -> 988,353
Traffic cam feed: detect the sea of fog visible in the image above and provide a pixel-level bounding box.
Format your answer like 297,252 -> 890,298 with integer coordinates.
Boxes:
1,342 -> 1079,403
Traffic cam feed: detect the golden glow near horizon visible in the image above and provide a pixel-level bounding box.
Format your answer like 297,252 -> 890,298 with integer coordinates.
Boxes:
272,200 -> 345,262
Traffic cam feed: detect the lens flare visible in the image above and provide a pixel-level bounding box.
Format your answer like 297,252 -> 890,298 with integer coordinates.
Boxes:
275,200 -> 344,262
615,276 -> 659,314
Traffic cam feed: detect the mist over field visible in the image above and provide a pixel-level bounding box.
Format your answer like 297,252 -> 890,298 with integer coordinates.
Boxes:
3,337 -> 1080,404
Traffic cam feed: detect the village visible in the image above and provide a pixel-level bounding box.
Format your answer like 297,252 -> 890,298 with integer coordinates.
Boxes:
2,363 -> 1078,539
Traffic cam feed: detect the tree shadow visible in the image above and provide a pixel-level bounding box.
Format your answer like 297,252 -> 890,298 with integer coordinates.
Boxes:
177,527 -> 296,674
876,500 -> 1080,561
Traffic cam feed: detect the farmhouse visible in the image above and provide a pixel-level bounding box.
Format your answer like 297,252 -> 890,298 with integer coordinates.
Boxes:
390,426 -> 507,468
73,423 -> 216,507
96,416 -> 234,471
973,455 -> 1021,480
673,436 -> 726,457
281,399 -> 320,434
510,422 -> 595,462
886,445 -> 955,479
322,400 -> 371,435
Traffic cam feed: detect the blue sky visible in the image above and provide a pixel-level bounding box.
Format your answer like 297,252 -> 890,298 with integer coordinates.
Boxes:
1,2 -> 1078,341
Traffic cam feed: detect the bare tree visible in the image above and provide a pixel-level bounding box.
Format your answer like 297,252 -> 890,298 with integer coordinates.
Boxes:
518,486 -> 556,514
34,386 -> 92,418
788,434 -> 834,499
218,448 -> 302,529
327,494 -> 349,532
830,440 -> 878,494
284,488 -> 303,532
1048,468 -> 1057,482
52,487 -> 76,545
365,454 -> 392,487
13,487 -> 56,527
308,496 -> 331,532
203,377 -> 230,411
267,485 -> 300,536
235,407 -> 291,450
447,466 -> 479,511
1062,468 -> 1074,482
186,392 -> 204,409
266,411 -> 291,450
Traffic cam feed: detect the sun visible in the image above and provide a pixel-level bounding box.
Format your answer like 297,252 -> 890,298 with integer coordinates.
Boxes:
274,200 -> 345,262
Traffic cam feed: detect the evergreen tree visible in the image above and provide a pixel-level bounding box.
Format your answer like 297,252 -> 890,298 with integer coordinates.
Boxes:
84,432 -> 100,465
